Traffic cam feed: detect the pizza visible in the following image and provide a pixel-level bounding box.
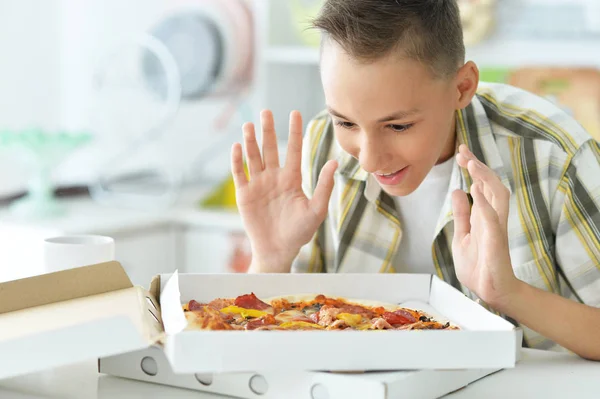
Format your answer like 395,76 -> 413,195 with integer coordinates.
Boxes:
182,292 -> 458,331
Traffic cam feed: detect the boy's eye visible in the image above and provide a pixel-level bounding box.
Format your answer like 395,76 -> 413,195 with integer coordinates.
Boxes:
388,124 -> 413,133
335,121 -> 356,129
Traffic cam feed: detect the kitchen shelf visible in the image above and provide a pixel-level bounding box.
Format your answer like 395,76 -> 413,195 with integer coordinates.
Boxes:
467,39 -> 600,68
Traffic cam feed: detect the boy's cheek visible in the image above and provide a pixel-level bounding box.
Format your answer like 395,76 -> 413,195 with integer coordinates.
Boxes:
333,131 -> 359,158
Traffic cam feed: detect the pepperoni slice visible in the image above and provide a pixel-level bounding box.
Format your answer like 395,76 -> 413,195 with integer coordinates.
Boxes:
189,298 -> 234,311
188,300 -> 206,311
234,293 -> 271,310
245,314 -> 277,330
395,309 -> 417,323
382,309 -> 417,325
207,298 -> 234,310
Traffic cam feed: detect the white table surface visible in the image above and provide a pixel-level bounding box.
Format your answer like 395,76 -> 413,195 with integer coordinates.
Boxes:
0,349 -> 598,399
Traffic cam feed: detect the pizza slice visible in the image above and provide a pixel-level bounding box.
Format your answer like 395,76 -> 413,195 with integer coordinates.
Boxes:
182,293 -> 458,331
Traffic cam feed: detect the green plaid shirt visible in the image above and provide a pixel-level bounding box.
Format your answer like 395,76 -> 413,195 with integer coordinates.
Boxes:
292,82 -> 600,350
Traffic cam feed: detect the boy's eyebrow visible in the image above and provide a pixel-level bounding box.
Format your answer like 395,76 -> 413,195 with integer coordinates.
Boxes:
327,106 -> 420,122
376,109 -> 421,122
327,107 -> 351,120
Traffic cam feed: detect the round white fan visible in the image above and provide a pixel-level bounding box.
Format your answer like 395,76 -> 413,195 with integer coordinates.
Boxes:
88,33 -> 184,209
88,0 -> 254,209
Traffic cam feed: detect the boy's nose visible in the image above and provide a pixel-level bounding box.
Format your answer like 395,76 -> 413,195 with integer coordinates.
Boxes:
358,138 -> 386,174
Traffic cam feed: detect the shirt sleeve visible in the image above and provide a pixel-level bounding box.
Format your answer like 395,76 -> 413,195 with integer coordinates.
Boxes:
290,114 -> 330,274
553,139 -> 600,306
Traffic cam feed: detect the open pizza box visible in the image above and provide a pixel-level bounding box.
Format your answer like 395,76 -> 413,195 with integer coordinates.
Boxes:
0,261 -> 522,398
149,268 -> 520,373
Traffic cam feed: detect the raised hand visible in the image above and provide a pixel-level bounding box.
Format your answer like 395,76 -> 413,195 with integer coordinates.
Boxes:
451,144 -> 520,309
231,110 -> 338,273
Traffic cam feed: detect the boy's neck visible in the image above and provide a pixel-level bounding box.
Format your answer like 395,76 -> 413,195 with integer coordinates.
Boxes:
436,116 -> 458,165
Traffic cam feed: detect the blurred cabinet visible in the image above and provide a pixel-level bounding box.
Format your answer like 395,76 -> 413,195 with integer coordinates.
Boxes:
111,225 -> 178,288
0,198 -> 247,285
252,0 -> 325,139
180,227 -> 250,275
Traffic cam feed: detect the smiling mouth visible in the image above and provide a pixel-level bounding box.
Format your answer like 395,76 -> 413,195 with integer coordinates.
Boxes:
375,167 -> 406,177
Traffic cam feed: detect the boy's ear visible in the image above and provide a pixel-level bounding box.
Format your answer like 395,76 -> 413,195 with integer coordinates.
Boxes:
455,61 -> 479,109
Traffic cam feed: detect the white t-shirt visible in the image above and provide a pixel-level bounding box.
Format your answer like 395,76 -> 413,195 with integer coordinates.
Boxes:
394,156 -> 455,274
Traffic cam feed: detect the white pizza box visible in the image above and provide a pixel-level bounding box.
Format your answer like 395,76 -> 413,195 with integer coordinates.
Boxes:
0,261 -> 163,380
97,269 -> 522,398
99,344 -> 508,399
0,260 -> 520,384
150,270 -> 520,373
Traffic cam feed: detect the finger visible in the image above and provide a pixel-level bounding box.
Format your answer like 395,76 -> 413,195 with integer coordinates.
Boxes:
456,152 -> 469,169
231,143 -> 248,189
469,183 -> 483,237
466,159 -> 500,188
467,159 -> 508,199
459,144 -> 478,161
483,179 -> 495,205
310,160 -> 338,219
284,110 -> 303,175
461,145 -> 503,192
471,182 -> 500,227
467,159 -> 510,222
242,122 -> 264,178
456,144 -> 474,166
451,189 -> 471,244
260,110 -> 280,169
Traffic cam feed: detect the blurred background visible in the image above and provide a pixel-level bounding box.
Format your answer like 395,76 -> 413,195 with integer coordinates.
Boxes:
0,0 -> 599,286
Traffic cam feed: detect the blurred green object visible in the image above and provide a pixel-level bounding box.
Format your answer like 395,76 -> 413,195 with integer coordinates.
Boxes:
0,129 -> 92,218
289,0 -> 323,47
479,68 -> 512,83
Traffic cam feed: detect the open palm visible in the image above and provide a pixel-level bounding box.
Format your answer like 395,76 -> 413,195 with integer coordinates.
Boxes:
452,145 -> 519,308
231,110 -> 337,272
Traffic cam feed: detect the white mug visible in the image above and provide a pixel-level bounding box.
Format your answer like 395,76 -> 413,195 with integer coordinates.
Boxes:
43,235 -> 115,273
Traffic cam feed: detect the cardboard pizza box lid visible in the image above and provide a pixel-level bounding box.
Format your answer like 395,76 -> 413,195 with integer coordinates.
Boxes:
0,261 -> 163,380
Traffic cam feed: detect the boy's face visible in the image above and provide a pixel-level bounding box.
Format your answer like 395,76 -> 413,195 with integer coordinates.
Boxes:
320,41 -> 477,197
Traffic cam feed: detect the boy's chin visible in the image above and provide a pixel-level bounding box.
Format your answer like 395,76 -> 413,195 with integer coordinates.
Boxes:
377,180 -> 419,197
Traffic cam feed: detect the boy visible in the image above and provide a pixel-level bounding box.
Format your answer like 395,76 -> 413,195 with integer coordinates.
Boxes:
230,0 -> 600,359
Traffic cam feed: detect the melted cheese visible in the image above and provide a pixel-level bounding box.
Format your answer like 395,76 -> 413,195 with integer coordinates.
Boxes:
337,313 -> 372,330
220,306 -> 268,319
274,309 -> 305,323
336,313 -> 361,325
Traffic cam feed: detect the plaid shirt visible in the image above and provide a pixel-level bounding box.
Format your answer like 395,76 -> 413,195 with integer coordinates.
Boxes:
291,82 -> 600,350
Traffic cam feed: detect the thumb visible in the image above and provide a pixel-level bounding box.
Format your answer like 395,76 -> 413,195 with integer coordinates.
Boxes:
452,189 -> 471,245
310,160 -> 338,219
